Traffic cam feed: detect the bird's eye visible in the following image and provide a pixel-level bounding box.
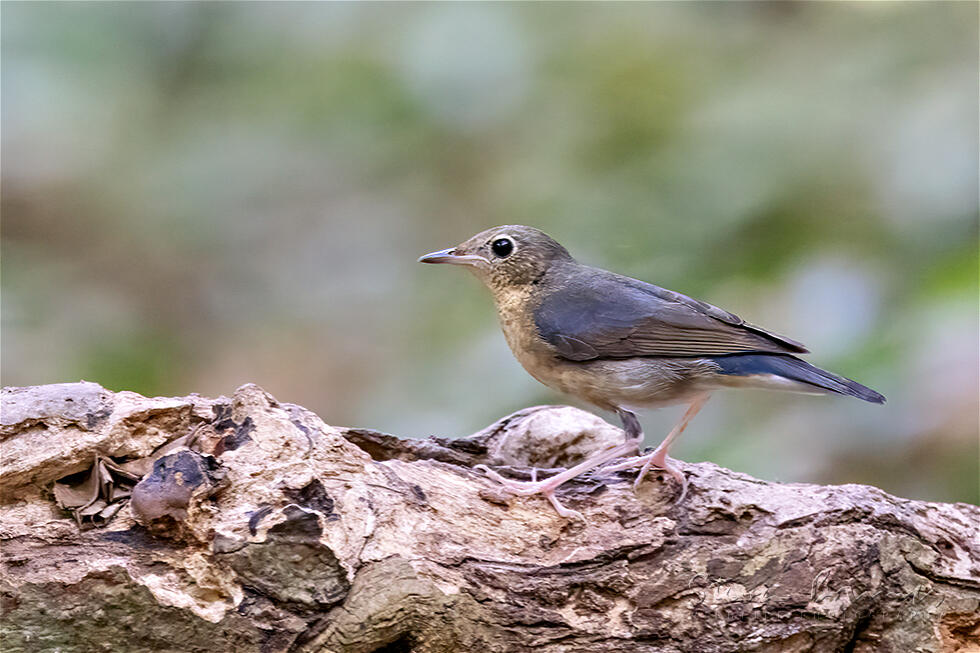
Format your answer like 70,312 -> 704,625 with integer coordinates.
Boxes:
491,238 -> 513,258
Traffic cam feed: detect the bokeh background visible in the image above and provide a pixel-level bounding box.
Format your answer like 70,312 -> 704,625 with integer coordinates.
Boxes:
3,2 -> 977,503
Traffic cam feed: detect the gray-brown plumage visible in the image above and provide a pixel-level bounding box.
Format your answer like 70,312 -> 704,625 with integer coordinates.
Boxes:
420,225 -> 884,520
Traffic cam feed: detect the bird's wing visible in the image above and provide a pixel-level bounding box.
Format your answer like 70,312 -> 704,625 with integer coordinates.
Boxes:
534,270 -> 808,361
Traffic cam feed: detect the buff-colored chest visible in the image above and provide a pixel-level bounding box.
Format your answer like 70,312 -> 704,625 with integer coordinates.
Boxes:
492,286 -> 561,387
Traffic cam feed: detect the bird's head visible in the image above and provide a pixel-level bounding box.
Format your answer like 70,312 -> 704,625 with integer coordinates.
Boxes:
419,225 -> 572,292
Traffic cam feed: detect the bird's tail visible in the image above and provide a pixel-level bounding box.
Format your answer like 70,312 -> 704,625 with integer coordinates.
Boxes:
710,353 -> 885,404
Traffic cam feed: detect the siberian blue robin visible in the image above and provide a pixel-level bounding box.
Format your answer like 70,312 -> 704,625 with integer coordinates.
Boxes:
420,225 -> 884,519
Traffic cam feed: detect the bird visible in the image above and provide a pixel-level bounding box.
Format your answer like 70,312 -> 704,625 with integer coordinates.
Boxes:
419,225 -> 885,520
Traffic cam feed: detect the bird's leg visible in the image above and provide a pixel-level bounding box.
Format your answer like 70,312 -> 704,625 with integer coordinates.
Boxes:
474,437 -> 641,521
616,407 -> 645,450
604,394 -> 710,502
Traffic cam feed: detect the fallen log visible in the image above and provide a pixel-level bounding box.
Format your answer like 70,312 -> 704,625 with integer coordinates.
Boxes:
1,382 -> 977,652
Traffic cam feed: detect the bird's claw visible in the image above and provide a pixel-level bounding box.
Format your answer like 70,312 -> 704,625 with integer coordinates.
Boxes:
474,464 -> 586,521
473,463 -> 511,486
603,453 -> 689,503
544,490 -> 585,521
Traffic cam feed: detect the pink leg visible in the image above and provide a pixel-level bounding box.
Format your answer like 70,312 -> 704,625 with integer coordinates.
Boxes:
475,438 -> 641,521
603,394 -> 710,502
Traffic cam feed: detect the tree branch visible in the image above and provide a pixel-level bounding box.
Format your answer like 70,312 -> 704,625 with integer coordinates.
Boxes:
1,382 -> 978,653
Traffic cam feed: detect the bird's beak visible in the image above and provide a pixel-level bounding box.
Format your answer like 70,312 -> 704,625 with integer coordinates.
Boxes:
418,247 -> 487,267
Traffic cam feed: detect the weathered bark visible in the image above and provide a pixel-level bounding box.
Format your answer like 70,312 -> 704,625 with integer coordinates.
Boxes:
1,382 -> 977,653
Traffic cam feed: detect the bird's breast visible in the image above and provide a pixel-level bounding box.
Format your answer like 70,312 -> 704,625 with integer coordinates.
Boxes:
493,287 -> 562,383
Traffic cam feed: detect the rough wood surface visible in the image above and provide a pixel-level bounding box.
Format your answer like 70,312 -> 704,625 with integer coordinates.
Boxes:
1,382 -> 978,653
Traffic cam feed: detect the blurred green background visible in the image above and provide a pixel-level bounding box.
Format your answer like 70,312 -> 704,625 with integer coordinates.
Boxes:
2,2 -> 977,503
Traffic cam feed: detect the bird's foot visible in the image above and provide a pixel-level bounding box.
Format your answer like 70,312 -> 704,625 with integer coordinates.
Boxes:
603,451 -> 688,503
542,488 -> 585,521
474,464 -> 585,521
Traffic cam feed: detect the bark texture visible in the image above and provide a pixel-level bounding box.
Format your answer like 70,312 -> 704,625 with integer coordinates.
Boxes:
1,382 -> 978,653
